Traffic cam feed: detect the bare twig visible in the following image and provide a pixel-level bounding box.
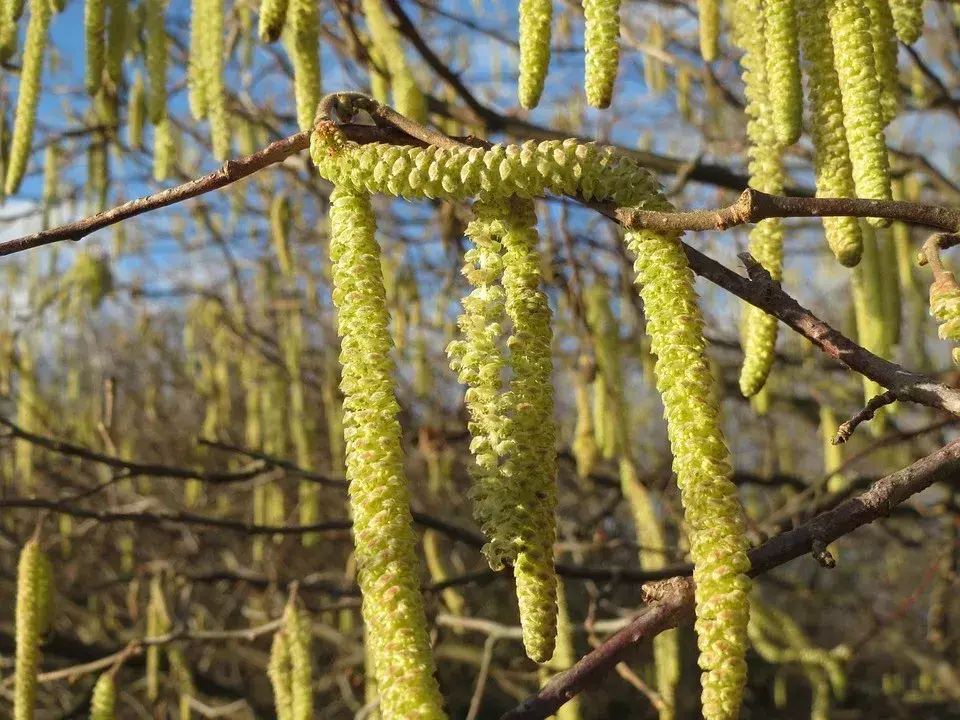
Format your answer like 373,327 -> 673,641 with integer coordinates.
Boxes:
834,390 -> 901,444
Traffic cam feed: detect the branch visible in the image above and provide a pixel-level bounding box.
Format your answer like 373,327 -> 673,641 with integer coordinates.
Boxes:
502,438 -> 960,719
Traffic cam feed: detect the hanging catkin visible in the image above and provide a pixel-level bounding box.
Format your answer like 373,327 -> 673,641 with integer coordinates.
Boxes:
90,673 -> 116,720
826,0 -> 892,217
105,0 -> 127,87
5,0 -> 51,195
188,0 -> 208,119
762,0 -> 803,146
152,115 -> 173,181
268,630 -> 294,719
518,0 -> 553,108
128,70 -> 147,149
583,0 -> 621,107
851,224 -> 890,426
205,0 -> 230,160
888,0 -> 923,43
145,0 -> 168,125
15,539 -> 49,720
362,0 -> 425,122
85,0 -> 107,95
259,0 -> 289,42
324,185 -> 446,718
284,603 -> 313,719
699,0 -> 720,60
797,0 -> 863,266
285,0 -> 321,132
864,0 -> 900,125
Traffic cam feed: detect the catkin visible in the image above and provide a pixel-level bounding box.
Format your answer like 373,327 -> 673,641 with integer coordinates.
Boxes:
797,0 -> 863,266
583,0 -> 621,107
699,0 -> 720,60
41,143 -> 56,229
285,0 -> 321,132
105,0 -> 127,87
268,631 -> 294,720
0,0 -> 20,59
145,0 -> 168,125
270,193 -> 294,276
128,70 -> 146,149
928,262 -> 960,367
146,574 -> 169,702
827,0 -> 892,219
571,358 -> 598,479
5,0 -> 51,195
259,0 -> 288,42
152,115 -> 173,182
852,224 -> 891,424
205,0 -> 230,160
518,0 -> 553,108
762,0 -> 803,146
284,604 -> 313,719
85,0 -> 107,95
362,0 -> 425,122
889,0 -> 923,43
864,0 -> 900,125
819,404 -> 847,492
188,0 -> 207,118
15,539 -> 47,720
90,673 -> 116,720
325,186 -> 446,718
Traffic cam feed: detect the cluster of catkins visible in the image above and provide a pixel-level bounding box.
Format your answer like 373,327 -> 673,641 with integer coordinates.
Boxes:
310,121 -> 752,720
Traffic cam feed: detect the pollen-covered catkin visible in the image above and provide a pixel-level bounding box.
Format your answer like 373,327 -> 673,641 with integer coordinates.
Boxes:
583,0 -> 621,107
864,0 -> 900,125
145,0 -> 168,125
499,198 -> 558,663
699,0 -> 720,60
90,673 -> 116,720
15,539 -> 47,720
518,0 -> 553,108
928,262 -> 960,367
105,0 -> 127,86
797,0 -> 863,266
827,0 -> 892,219
763,0 -> 803,146
284,604 -> 313,719
205,0 -> 230,160
324,186 -> 445,718
268,631 -> 294,720
627,228 -> 751,720
85,0 -> 107,95
889,0 -> 923,43
259,0 -> 288,42
285,0 -> 321,132
5,0 -> 51,195
152,115 -> 173,182
362,0 -> 426,122
188,0 -> 207,120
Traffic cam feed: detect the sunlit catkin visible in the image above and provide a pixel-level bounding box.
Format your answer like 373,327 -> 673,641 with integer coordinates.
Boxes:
362,0 -> 426,122
827,0 -> 892,218
268,630 -> 294,720
627,228 -> 751,720
285,0 -> 321,132
5,0 -> 51,195
864,0 -> 900,125
188,0 -> 207,119
259,0 -> 288,42
204,0 -> 230,160
889,0 -> 923,43
927,258 -> 960,367
85,0 -> 107,95
145,0 -> 168,125
270,193 -> 294,276
152,115 -> 173,182
763,0 -> 803,146
518,0 -> 553,108
797,0 -> 863,266
128,70 -> 146,149
699,0 -> 720,60
852,224 -> 890,426
324,185 -> 445,718
583,0 -> 621,107
15,539 -> 47,720
105,0 -> 127,86
284,604 -> 313,719
90,673 -> 116,720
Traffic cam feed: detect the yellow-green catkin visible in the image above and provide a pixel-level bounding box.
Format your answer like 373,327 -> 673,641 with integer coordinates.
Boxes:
205,0 -> 230,160
15,539 -> 47,720
284,604 -> 313,719
128,70 -> 147,149
645,21 -> 667,95
499,198 -> 559,663
105,0 -> 127,87
16,341 -> 36,489
367,42 -> 389,104
699,0 -> 720,60
90,673 -> 116,720
571,358 -> 598,479
0,0 -> 22,59
676,68 -> 693,122
827,0 -> 892,219
628,229 -> 751,720
5,0 -> 52,195
864,0 -> 900,125
152,115 -> 173,182
188,0 -> 207,119
146,574 -> 169,702
852,224 -> 890,428
85,0 -> 107,95
268,630 -> 294,719
145,0 -> 168,125
423,530 -> 466,615
797,0 -> 863,265
285,0 -> 321,132
538,581 -> 581,720
878,229 -> 901,348
271,193 -> 294,275
259,0 -> 288,42
325,186 -> 445,718
889,0 -> 923,43
362,0 -> 426,122
928,260 -> 960,367
763,0 -> 803,146
583,0 -> 621,107
819,404 -> 847,492
737,0 -> 785,397
518,0 -> 553,108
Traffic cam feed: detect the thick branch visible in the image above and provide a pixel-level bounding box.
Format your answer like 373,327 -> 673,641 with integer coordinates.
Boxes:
503,438 -> 960,719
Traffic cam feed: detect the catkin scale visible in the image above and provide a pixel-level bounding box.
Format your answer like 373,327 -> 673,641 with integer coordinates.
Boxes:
90,673 -> 116,720
827,0 -> 893,220
85,0 -> 107,95
5,0 -> 51,196
324,186 -> 446,718
798,0 -> 863,266
518,0 -> 553,108
583,0 -> 621,107
259,0 -> 289,42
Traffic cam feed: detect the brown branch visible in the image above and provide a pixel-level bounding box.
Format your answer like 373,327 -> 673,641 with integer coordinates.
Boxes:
502,438 -> 960,719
